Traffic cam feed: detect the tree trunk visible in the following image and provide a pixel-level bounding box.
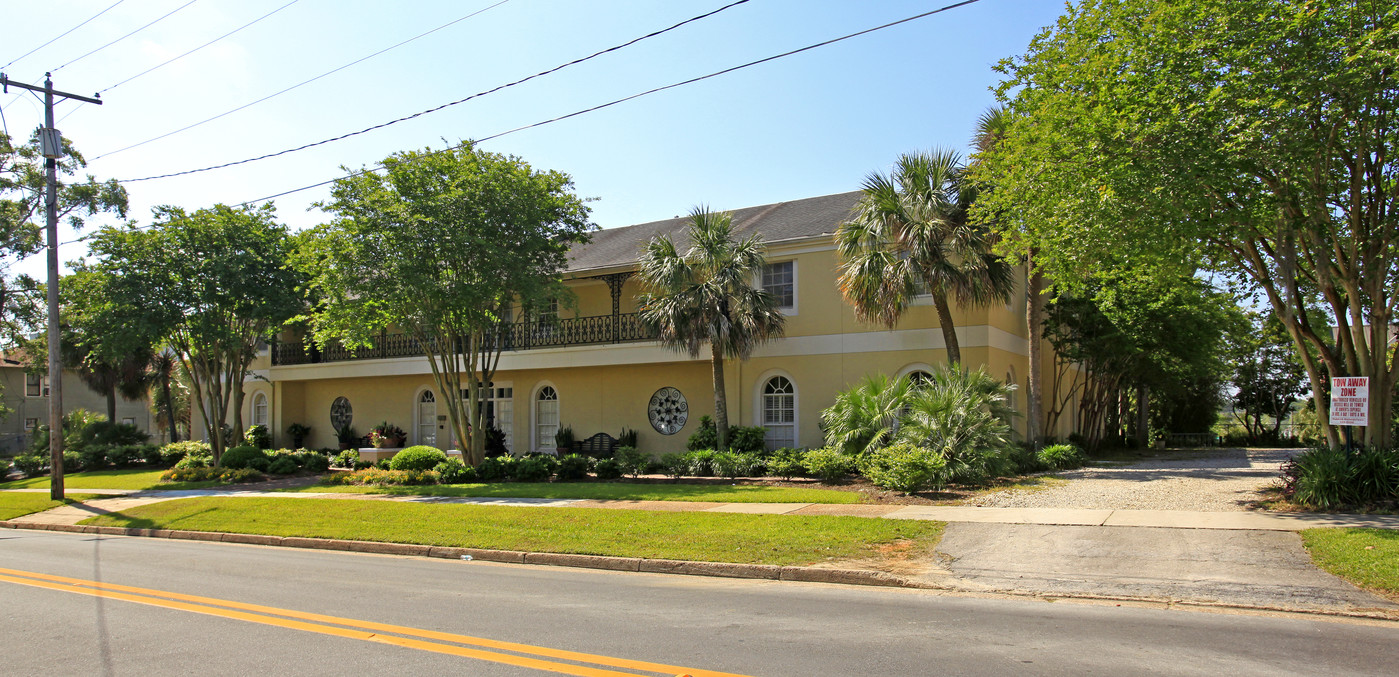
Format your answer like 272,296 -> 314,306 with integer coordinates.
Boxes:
711,346 -> 729,452
161,373 -> 179,443
931,293 -> 961,366
1025,260 -> 1044,445
1135,383 -> 1149,447
106,386 -> 117,422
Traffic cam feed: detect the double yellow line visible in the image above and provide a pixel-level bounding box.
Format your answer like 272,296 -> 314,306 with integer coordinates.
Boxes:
0,566 -> 749,677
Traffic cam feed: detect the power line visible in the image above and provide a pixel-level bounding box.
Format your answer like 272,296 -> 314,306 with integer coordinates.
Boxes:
93,0 -> 513,160
52,0 -> 200,74
238,0 -> 984,207
1,0 -> 127,71
114,0 -> 754,183
99,0 -> 301,93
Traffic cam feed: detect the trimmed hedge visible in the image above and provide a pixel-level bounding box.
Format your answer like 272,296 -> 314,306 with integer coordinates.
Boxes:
389,446 -> 448,471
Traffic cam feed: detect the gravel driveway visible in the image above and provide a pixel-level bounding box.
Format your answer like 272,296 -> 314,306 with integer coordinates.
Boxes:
968,447 -> 1298,512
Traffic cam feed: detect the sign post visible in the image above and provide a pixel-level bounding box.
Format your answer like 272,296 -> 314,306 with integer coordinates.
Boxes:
1329,376 -> 1369,452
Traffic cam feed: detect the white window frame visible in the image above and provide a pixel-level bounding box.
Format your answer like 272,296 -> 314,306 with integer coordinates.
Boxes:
416,387 -> 438,448
753,370 -> 797,451
760,260 -> 797,314
532,383 -> 560,454
251,392 -> 269,427
24,417 -> 38,432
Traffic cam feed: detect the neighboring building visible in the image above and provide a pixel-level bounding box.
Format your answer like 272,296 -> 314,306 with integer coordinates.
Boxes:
0,354 -> 156,455
232,192 -> 1075,454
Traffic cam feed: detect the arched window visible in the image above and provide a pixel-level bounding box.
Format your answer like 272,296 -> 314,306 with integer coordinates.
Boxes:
762,376 -> 796,451
906,370 -> 932,388
252,392 -> 268,427
534,385 -> 559,452
417,389 -> 437,447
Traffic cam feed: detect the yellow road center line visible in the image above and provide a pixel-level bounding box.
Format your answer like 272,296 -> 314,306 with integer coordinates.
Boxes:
0,567 -> 749,677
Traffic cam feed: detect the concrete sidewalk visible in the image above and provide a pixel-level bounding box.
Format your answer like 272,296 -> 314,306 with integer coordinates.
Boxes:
6,487 -> 1399,531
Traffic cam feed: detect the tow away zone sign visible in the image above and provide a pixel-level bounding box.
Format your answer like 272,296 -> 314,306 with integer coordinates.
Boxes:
1330,377 -> 1369,427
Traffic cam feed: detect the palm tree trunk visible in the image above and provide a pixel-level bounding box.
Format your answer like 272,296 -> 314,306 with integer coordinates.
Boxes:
1025,260 -> 1044,445
160,372 -> 179,443
106,386 -> 118,422
932,293 -> 961,366
711,346 -> 729,451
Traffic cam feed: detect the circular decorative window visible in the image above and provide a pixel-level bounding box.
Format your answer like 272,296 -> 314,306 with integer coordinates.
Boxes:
648,387 -> 688,435
330,396 -> 353,430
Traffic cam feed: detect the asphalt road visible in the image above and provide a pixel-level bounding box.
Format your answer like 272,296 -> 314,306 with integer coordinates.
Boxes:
2,529 -> 1397,676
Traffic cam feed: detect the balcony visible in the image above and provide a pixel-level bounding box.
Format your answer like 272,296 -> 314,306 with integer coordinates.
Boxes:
271,312 -> 658,366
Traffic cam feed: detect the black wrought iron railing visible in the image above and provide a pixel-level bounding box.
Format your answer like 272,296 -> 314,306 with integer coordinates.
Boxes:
271,312 -> 658,366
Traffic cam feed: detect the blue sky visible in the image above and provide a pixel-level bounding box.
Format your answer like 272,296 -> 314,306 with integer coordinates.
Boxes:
2,0 -> 1065,273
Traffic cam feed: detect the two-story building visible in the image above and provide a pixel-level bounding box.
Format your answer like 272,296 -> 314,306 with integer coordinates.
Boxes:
0,353 -> 157,456
237,191 -> 1072,454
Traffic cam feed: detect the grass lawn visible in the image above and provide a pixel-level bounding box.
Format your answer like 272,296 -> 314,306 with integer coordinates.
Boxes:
81,497 -> 941,566
0,468 -> 223,491
291,481 -> 862,504
1301,528 -> 1399,599
0,493 -> 102,520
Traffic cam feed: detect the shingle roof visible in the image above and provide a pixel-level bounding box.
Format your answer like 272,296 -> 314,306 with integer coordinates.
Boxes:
566,191 -> 862,274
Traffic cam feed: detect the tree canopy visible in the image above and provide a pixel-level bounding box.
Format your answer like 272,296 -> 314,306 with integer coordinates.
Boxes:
84,204 -> 302,461
304,142 -> 592,465
975,0 -> 1399,446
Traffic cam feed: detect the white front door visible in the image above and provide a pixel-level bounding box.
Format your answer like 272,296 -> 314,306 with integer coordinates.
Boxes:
417,390 -> 437,447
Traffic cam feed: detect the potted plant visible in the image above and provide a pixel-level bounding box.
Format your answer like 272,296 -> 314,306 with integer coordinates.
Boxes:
335,424 -> 359,451
369,421 -> 406,449
286,423 -> 311,449
554,425 -> 575,455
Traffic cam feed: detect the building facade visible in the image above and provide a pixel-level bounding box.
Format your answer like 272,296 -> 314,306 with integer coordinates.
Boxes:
0,356 -> 157,455
236,192 -> 1072,454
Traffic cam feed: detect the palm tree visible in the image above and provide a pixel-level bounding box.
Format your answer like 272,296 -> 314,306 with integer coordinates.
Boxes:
836,149 -> 1014,366
638,206 -> 786,451
821,372 -> 915,456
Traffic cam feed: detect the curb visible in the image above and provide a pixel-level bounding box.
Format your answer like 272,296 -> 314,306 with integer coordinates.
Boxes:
0,520 -> 920,590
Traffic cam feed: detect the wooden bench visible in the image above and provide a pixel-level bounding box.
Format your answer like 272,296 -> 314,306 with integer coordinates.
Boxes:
576,432 -> 619,458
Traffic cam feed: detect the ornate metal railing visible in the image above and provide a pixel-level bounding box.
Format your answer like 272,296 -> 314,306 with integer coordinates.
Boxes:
271,312 -> 658,366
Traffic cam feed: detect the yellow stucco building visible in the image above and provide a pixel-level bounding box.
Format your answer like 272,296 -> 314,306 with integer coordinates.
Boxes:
236,192 -> 1069,455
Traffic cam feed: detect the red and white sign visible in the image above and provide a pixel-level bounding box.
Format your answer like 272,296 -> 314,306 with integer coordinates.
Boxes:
1329,376 -> 1370,427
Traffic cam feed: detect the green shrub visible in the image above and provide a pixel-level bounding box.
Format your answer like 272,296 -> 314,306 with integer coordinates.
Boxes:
1038,443 -> 1087,471
434,459 -> 476,484
220,445 -> 269,470
332,449 -> 359,469
894,367 -> 1018,486
161,467 -> 265,483
243,424 -> 272,449
138,444 -> 164,467
63,450 -> 84,473
13,453 -> 48,478
160,441 -> 211,467
267,456 -> 299,475
657,453 -> 688,479
556,454 -> 591,481
860,442 -> 948,494
593,458 -> 624,480
765,447 -> 805,479
477,455 -> 514,482
802,447 -> 854,483
78,444 -> 110,471
614,446 -> 650,478
81,421 -> 150,448
376,459 -> 392,470
821,373 -> 912,455
353,459 -> 375,470
389,446 -> 448,471
299,451 -> 331,473
103,444 -> 144,468
685,415 -> 765,452
712,451 -> 764,478
513,455 -> 558,482
684,449 -> 716,477
1006,444 -> 1044,474
1284,446 -> 1399,509
174,453 -> 210,469
322,468 -> 440,486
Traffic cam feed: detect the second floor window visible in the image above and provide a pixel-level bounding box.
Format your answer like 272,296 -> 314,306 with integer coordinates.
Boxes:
762,261 -> 795,309
25,373 -> 49,398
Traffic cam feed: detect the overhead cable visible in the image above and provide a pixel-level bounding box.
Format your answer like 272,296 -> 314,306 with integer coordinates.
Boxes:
114,0 -> 753,183
52,0 -> 200,74
1,0 -> 126,71
93,0 -> 513,160
238,0 -> 983,206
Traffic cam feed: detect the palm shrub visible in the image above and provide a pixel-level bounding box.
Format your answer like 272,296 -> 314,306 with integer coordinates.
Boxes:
822,373 -> 914,456
684,449 -> 717,477
894,366 -> 1018,486
860,442 -> 948,493
388,446 -> 448,471
1037,443 -> 1087,471
1283,446 -> 1399,509
802,447 -> 855,483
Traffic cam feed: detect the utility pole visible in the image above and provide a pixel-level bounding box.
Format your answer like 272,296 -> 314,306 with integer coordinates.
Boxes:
0,73 -> 102,501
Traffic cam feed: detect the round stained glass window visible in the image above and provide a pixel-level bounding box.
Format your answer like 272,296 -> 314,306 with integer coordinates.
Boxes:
330,396 -> 353,430
648,387 -> 688,435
